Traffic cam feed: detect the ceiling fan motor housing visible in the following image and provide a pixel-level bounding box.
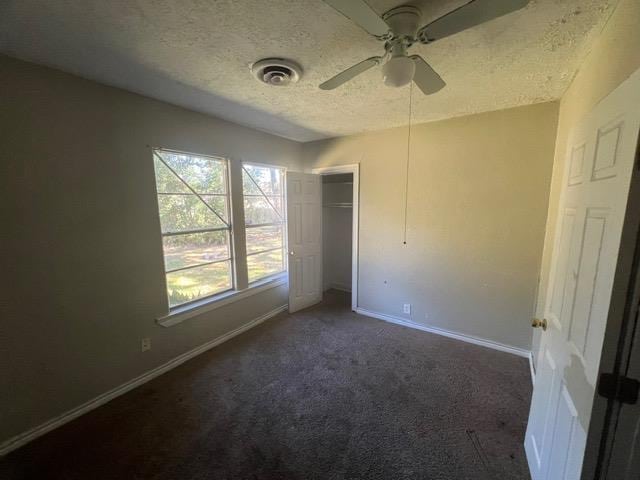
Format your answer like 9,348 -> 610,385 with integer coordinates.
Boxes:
251,58 -> 302,86
382,5 -> 421,39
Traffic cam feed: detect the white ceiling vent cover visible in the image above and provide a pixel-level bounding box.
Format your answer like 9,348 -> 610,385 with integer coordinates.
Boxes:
251,58 -> 302,86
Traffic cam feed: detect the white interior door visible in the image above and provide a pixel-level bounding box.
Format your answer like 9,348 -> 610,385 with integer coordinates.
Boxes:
525,69 -> 640,480
286,172 -> 322,312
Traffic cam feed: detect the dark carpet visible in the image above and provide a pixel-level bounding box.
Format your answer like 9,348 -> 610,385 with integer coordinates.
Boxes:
0,291 -> 532,480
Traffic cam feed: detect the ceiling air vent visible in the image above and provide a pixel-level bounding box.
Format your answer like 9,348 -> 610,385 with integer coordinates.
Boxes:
251,58 -> 302,86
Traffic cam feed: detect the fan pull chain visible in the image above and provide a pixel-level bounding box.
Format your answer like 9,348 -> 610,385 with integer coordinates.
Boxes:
402,82 -> 413,245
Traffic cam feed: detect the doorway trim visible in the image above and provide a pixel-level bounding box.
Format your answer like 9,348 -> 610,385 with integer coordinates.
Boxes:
312,164 -> 360,311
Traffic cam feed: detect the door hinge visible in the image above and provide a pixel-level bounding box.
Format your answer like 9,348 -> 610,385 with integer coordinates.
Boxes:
598,373 -> 640,405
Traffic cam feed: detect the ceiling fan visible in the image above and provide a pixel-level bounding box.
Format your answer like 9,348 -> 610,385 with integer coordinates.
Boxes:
319,0 -> 529,94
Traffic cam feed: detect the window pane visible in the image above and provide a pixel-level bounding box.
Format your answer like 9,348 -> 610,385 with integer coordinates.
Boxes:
162,231 -> 230,271
154,149 -> 234,308
242,163 -> 286,284
201,195 -> 229,223
157,194 -> 227,232
243,164 -> 283,196
247,249 -> 284,283
244,196 -> 283,225
158,151 -> 227,194
166,261 -> 232,307
154,157 -> 190,194
246,225 -> 283,254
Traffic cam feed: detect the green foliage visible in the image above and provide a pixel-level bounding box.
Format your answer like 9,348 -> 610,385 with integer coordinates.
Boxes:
243,197 -> 283,225
168,289 -> 204,306
154,151 -> 229,234
157,152 -> 226,194
242,164 -> 283,196
246,225 -> 283,254
248,249 -> 284,283
242,165 -> 284,225
157,195 -> 227,232
163,231 -> 229,271
166,261 -> 231,307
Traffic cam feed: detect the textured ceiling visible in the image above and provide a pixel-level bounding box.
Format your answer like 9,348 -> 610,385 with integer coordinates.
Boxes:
0,0 -> 615,141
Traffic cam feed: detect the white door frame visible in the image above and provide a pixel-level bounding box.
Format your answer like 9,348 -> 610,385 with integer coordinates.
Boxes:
312,164 -> 360,311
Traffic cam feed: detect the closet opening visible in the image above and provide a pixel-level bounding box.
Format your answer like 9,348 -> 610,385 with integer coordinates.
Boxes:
312,165 -> 359,311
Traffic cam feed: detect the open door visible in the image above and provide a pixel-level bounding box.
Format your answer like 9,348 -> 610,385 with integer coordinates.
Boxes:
286,172 -> 322,313
524,69 -> 640,480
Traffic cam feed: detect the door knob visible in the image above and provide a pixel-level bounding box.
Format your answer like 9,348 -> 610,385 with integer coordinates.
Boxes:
289,251 -> 294,256
532,318 -> 548,331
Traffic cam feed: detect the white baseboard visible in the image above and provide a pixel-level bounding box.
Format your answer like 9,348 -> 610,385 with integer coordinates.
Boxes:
325,282 -> 352,293
0,304 -> 288,457
355,307 -> 531,359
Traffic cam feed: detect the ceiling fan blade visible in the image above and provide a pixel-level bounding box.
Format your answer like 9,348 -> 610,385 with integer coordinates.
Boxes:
322,0 -> 390,38
410,56 -> 446,95
319,57 -> 382,90
417,0 -> 529,43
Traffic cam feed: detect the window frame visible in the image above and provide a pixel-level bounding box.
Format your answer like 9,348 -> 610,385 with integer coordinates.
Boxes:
152,149 -> 289,323
242,162 -> 288,284
152,148 -> 235,309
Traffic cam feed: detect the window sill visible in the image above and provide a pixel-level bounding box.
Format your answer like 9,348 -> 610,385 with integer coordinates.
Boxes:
157,274 -> 288,328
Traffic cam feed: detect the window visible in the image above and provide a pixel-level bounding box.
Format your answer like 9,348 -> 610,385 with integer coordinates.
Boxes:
153,150 -> 233,307
153,150 -> 288,311
242,164 -> 286,283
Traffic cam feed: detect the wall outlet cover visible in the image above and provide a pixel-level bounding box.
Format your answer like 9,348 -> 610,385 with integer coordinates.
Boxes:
403,304 -> 411,314
141,338 -> 151,352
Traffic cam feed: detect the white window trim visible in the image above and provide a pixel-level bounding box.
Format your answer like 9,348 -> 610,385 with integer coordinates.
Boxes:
157,273 -> 287,327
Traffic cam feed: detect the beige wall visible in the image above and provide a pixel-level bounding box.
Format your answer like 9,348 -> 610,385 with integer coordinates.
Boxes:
303,102 -> 559,350
322,208 -> 353,291
532,0 -> 640,361
0,55 -> 302,444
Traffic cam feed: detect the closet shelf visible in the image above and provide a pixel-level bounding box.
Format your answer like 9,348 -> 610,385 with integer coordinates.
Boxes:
323,202 -> 353,208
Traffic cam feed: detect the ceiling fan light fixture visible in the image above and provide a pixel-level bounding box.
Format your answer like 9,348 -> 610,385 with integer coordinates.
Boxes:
382,56 -> 415,88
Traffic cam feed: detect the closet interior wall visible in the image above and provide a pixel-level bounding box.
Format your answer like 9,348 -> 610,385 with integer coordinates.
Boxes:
322,174 -> 353,293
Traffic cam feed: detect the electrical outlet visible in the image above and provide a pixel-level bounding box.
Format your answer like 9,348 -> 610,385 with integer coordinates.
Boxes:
141,338 -> 151,352
424,313 -> 430,321
403,303 -> 411,315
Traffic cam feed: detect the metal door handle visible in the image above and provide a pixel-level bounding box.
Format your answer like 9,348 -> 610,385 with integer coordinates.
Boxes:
532,318 -> 548,331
